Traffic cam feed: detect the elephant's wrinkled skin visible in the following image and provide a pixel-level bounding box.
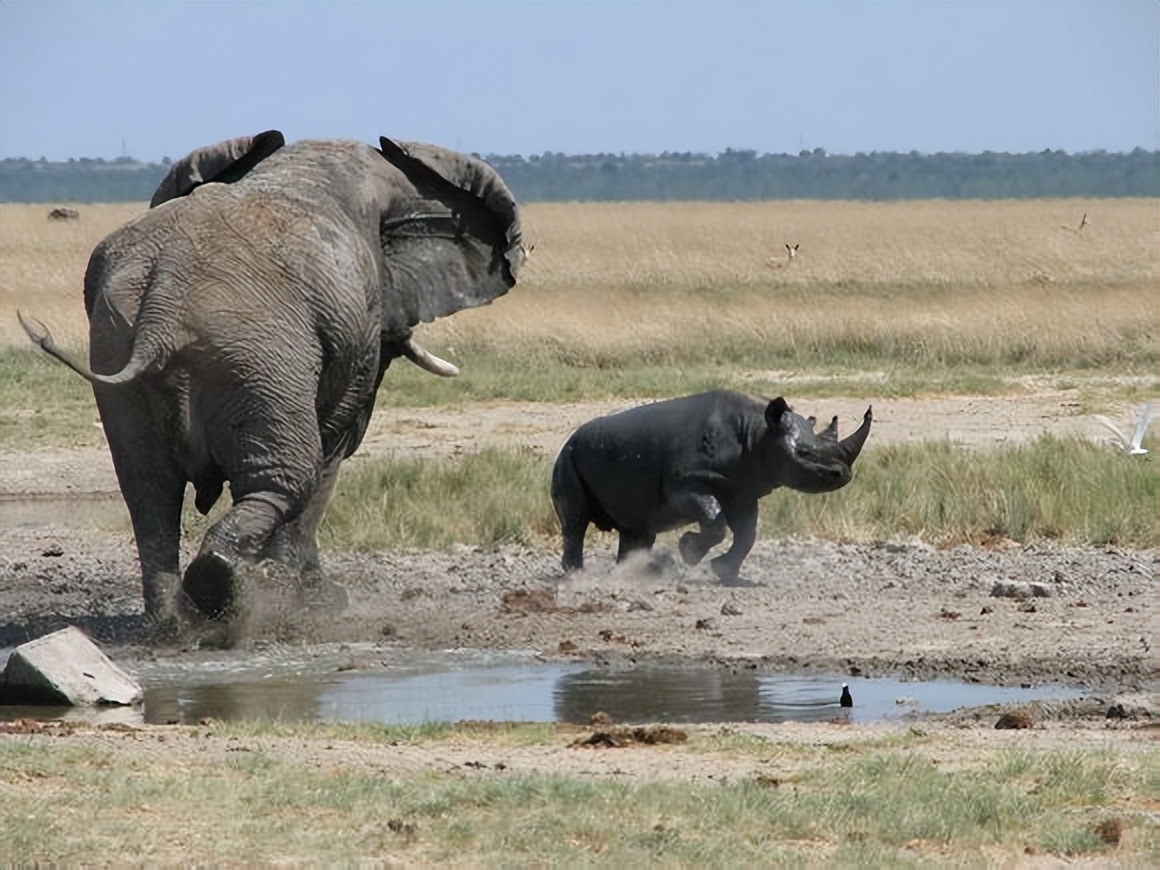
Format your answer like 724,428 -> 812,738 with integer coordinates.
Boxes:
551,391 -> 872,584
21,131 -> 526,622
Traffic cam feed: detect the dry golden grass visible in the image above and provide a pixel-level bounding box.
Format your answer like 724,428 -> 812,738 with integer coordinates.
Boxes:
3,198 -> 1157,370
0,203 -> 144,347
433,198 -> 1159,368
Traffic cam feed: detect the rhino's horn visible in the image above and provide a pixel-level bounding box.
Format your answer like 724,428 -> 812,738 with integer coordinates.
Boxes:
821,415 -> 839,442
839,407 -> 873,464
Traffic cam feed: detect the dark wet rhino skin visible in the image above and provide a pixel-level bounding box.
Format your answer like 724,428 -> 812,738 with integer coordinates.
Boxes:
551,390 -> 872,584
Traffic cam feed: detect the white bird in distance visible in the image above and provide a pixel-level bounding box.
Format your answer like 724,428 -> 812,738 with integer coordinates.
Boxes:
1095,401 -> 1160,456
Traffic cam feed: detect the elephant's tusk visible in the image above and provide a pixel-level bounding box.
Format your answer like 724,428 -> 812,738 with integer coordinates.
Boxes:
403,339 -> 459,377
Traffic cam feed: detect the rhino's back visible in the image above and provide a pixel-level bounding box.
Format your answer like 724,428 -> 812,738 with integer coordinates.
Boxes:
566,390 -> 762,528
576,390 -> 760,449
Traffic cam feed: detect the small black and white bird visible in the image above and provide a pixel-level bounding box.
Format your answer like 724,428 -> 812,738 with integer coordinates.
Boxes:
1096,401 -> 1159,457
840,683 -> 853,708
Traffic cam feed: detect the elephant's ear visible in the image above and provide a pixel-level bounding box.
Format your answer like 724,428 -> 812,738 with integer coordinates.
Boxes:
149,130 -> 285,207
376,136 -> 525,330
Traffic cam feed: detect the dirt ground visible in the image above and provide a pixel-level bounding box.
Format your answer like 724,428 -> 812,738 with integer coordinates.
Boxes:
2,390 -> 1157,698
2,391 -> 1158,870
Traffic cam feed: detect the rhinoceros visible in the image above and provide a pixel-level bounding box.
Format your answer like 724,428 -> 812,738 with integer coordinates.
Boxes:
551,390 -> 872,584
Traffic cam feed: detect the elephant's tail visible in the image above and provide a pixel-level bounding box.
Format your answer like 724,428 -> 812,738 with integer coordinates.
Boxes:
18,310 -> 165,386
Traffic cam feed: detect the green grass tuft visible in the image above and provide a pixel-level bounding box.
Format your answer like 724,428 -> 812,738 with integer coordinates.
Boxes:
319,436 -> 1160,552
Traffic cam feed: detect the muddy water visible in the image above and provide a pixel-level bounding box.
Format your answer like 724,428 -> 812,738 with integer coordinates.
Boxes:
0,645 -> 1083,727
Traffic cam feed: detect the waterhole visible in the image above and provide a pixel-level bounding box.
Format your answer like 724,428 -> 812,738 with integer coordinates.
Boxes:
1,645 -> 1083,727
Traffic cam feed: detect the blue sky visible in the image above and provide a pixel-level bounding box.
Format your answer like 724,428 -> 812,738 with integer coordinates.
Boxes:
2,2 -> 1156,161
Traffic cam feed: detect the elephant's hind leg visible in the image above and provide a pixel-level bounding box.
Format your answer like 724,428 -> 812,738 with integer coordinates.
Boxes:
181,386 -> 326,623
95,386 -> 185,621
183,494 -> 292,621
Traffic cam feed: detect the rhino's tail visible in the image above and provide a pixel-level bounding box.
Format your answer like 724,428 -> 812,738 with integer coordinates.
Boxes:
550,441 -> 581,521
18,309 -> 170,387
551,440 -> 617,534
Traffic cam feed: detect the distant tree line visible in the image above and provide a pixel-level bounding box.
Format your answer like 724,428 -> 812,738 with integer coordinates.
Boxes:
1,148 -> 1156,204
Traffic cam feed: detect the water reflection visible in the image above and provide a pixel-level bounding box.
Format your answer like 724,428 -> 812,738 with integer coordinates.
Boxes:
145,678 -> 331,725
117,658 -> 1086,727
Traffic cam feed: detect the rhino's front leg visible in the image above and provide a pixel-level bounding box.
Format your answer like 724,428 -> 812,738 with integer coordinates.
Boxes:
678,513 -> 728,566
708,502 -> 758,585
675,492 -> 725,565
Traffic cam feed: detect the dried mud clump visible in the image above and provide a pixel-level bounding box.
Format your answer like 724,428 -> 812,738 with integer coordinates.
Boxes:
571,725 -> 689,748
1092,817 -> 1123,848
994,708 -> 1036,730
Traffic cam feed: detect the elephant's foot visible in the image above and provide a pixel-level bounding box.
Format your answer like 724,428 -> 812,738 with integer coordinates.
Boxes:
180,551 -> 238,621
142,572 -> 181,622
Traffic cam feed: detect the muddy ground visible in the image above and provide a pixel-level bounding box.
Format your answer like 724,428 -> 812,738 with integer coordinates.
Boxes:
2,393 -> 1158,715
2,392 -> 1159,870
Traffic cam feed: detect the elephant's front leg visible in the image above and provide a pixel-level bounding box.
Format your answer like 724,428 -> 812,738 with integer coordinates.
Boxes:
708,501 -> 758,585
262,457 -> 349,611
262,458 -> 342,573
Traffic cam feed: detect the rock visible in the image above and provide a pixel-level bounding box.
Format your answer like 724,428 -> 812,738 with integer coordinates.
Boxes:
0,626 -> 142,706
1105,703 -> 1129,720
990,580 -> 1053,600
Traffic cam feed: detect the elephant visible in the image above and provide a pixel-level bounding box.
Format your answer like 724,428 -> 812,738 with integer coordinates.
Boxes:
20,130 -> 527,624
149,130 -> 287,208
551,391 -> 872,584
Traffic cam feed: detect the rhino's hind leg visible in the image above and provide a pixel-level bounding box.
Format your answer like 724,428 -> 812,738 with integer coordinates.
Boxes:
616,530 -> 656,562
552,445 -> 593,572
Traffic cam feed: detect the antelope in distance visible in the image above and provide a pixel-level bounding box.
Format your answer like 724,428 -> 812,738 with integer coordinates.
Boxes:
47,207 -> 80,221
767,243 -> 799,269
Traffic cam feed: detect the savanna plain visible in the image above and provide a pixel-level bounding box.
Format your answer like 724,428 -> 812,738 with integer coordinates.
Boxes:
1,199 -> 1158,868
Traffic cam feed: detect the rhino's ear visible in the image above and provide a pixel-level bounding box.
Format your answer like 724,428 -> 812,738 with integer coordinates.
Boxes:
765,397 -> 791,429
150,130 -> 285,207
376,136 -> 524,331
